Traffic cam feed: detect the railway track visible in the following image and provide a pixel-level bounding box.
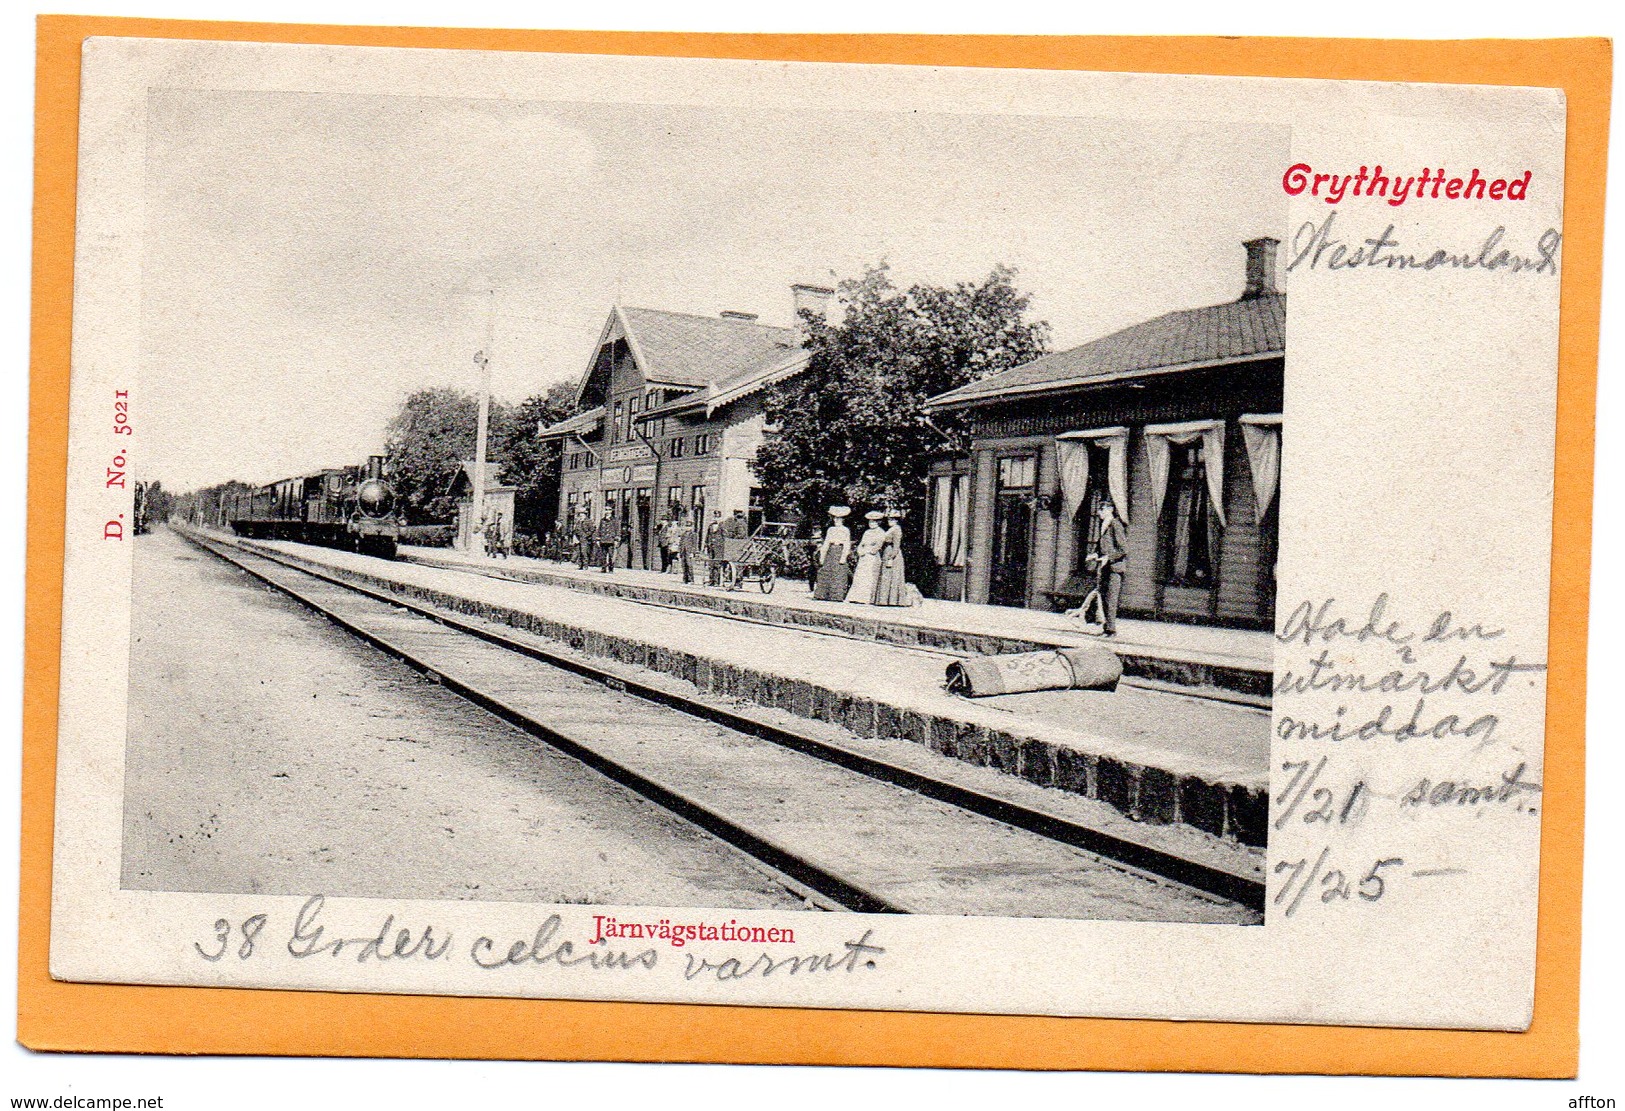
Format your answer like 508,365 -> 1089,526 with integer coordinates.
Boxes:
183,528 -> 1265,920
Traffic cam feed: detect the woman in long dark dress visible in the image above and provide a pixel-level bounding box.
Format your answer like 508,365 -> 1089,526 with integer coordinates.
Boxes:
812,506 -> 852,602
873,509 -> 908,606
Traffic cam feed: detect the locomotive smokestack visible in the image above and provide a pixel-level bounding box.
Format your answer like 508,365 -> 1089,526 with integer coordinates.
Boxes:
368,455 -> 385,480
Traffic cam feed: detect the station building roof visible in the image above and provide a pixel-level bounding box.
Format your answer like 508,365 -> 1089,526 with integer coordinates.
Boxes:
537,406 -> 605,440
925,292 -> 1286,411
445,460 -> 518,496
613,306 -> 798,392
554,302 -> 812,425
638,345 -> 811,421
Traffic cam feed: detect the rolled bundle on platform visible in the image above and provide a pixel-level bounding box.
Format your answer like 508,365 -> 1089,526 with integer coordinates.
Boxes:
945,645 -> 1123,697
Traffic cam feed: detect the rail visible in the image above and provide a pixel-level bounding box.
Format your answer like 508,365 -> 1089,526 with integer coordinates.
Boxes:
179,525 -> 1265,913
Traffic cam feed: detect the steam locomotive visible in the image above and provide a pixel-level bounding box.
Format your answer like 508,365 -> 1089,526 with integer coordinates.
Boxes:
227,454 -> 401,559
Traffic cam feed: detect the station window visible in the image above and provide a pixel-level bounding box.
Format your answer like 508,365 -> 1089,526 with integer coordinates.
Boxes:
612,400 -> 624,444
670,437 -> 685,459
1074,443 -> 1113,571
997,455 -> 1036,489
1159,441 -> 1215,588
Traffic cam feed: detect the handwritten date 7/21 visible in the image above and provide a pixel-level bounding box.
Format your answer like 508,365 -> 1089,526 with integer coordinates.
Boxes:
1273,848 -> 1404,918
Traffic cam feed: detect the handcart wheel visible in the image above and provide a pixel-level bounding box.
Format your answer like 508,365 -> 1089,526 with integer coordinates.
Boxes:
760,565 -> 776,594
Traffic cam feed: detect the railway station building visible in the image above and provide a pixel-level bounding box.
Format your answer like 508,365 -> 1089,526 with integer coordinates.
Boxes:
538,286 -> 831,568
921,238 -> 1285,629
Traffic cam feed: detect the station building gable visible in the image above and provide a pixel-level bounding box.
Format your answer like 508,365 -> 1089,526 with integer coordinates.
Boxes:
922,239 -> 1285,629
540,289 -> 828,566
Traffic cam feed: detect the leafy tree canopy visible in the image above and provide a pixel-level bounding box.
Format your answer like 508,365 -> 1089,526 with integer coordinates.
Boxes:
494,379 -> 578,535
754,263 -> 1049,530
384,387 -> 514,524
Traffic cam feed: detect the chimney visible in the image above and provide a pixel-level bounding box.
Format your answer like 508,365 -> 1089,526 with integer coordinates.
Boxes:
367,455 -> 386,480
1242,237 -> 1280,299
720,311 -> 759,322
790,283 -> 834,340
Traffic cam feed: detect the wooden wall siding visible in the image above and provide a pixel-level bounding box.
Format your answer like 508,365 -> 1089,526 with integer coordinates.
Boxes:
966,448 -> 997,604
1054,499 -> 1079,585
959,358 -> 1283,627
1215,425 -> 1269,622
1028,441 -> 1060,606
611,342 -> 641,394
1121,431 -> 1160,614
1099,424 -> 1274,625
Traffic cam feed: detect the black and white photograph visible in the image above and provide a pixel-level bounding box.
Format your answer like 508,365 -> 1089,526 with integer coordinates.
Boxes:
45,37 -> 1566,1032
129,87 -> 1285,927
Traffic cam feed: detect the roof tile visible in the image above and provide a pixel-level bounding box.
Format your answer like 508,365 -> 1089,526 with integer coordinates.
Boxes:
927,293 -> 1285,408
620,307 -> 796,389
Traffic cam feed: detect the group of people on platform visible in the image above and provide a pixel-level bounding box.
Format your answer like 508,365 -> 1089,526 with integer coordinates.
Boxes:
812,506 -> 915,607
551,501 -> 916,606
477,508 -> 509,559
562,504 -> 749,585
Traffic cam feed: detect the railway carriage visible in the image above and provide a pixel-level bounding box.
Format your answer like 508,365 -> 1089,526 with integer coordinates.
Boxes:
228,454 -> 402,559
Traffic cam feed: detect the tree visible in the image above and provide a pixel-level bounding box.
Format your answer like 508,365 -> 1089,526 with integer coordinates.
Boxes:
494,379 -> 578,537
755,263 -> 1050,533
137,479 -> 172,532
383,387 -> 514,524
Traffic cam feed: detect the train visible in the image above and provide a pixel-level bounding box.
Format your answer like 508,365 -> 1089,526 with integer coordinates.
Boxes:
225,454 -> 402,559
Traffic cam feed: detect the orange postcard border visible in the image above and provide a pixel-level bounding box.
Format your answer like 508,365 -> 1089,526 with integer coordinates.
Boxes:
19,16 -> 1610,1075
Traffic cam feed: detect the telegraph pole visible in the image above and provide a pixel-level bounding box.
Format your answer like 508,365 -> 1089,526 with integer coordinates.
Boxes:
471,285 -> 495,553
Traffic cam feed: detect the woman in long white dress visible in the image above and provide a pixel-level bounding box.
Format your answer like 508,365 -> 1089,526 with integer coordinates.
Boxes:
844,510 -> 886,604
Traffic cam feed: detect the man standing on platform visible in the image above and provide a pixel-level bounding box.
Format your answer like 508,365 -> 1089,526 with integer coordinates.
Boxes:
1094,500 -> 1127,636
704,508 -> 726,586
573,508 -> 593,570
678,509 -> 698,584
658,514 -> 680,574
595,506 -> 619,574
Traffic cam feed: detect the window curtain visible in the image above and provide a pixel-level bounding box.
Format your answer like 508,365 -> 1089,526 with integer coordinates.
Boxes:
1145,419 -> 1226,528
1104,434 -> 1129,524
1055,440 -> 1091,522
931,475 -> 953,563
948,474 -> 968,567
1056,426 -> 1129,524
1239,414 -> 1282,521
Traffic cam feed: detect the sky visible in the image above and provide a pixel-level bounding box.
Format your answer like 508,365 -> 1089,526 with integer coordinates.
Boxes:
139,89 -> 1286,490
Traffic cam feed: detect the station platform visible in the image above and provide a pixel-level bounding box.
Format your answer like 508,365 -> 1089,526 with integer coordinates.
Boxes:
208,532 -> 1270,851
400,545 -> 1273,704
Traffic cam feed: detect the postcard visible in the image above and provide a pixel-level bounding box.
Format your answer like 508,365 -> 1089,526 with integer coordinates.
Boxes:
26,22 -> 1603,1068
